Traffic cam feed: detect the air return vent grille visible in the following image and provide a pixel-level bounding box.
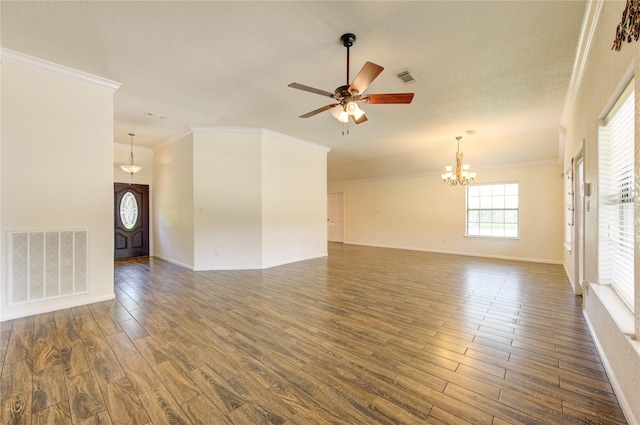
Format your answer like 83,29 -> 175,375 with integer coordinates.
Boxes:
8,229 -> 89,305
396,69 -> 417,84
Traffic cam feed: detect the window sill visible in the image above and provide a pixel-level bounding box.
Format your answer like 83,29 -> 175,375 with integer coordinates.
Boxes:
464,235 -> 520,241
587,282 -> 635,339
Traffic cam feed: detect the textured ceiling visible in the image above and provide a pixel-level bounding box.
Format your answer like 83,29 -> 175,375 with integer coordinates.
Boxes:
1,1 -> 587,182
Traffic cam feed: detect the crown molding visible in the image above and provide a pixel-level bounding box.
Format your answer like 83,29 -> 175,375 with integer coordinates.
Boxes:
261,128 -> 332,152
1,48 -> 121,91
329,159 -> 560,185
154,127 -> 194,150
561,1 -> 604,126
191,126 -> 331,152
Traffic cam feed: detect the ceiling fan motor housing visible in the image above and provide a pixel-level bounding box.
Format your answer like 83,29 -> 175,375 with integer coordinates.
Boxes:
335,84 -> 352,99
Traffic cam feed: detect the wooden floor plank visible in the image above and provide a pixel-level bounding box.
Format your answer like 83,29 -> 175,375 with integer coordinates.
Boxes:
65,371 -> 107,422
181,393 -> 232,425
138,385 -> 193,425
0,360 -> 32,402
59,341 -> 91,379
1,392 -> 32,425
32,365 -> 67,413
190,364 -> 245,415
88,347 -> 126,387
0,243 -> 629,424
369,395 -> 427,425
152,360 -> 201,405
31,401 -> 72,424
3,318 -> 33,368
32,320 -> 60,373
102,377 -> 150,424
119,354 -> 163,396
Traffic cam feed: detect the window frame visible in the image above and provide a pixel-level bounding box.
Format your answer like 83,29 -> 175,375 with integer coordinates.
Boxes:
465,182 -> 520,239
597,79 -> 635,310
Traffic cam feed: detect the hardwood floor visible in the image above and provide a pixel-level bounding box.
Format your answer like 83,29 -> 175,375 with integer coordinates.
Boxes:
0,243 -> 628,424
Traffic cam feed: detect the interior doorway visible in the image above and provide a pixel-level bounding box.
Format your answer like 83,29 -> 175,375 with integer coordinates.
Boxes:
327,192 -> 344,243
114,183 -> 149,259
575,158 -> 585,293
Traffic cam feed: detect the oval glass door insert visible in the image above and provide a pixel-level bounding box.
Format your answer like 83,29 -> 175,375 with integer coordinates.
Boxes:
120,191 -> 139,230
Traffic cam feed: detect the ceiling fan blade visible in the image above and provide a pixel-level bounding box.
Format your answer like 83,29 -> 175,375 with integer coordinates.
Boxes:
352,113 -> 368,125
349,62 -> 384,95
288,83 -> 335,98
299,104 -> 339,118
362,93 -> 415,104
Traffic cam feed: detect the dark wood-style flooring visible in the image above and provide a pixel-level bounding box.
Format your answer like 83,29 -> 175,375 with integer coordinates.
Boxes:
0,243 -> 628,424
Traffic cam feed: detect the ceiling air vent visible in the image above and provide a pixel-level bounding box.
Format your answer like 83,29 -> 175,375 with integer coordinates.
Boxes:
396,69 -> 417,85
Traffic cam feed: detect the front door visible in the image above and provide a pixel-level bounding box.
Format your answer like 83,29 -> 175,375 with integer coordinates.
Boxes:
114,183 -> 149,259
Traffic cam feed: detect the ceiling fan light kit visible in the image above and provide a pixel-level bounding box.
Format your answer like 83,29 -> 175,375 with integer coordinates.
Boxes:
288,33 -> 414,130
331,105 -> 349,123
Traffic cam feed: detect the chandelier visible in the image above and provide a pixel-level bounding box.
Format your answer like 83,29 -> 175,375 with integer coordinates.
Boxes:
120,133 -> 142,175
441,136 -> 476,186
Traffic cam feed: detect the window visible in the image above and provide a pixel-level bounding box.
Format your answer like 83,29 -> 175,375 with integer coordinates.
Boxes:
598,81 -> 634,309
466,183 -> 519,238
120,191 -> 139,230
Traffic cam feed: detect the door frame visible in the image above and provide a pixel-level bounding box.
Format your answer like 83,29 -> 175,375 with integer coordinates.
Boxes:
114,183 -> 150,259
574,151 -> 585,295
327,192 -> 345,243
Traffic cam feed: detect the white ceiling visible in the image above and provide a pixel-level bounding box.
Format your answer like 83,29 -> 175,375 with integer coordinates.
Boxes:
1,1 -> 587,182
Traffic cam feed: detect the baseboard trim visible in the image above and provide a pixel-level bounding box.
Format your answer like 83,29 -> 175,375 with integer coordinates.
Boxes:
583,310 -> 639,425
261,252 -> 328,270
563,261 -> 577,292
0,293 -> 116,321
152,254 -> 195,270
343,242 -> 562,265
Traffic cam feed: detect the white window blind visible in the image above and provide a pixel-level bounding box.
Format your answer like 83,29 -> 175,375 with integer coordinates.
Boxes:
598,82 -> 634,308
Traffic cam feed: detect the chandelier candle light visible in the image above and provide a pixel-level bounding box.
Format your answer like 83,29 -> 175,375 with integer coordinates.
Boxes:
121,133 -> 142,176
441,136 -> 477,186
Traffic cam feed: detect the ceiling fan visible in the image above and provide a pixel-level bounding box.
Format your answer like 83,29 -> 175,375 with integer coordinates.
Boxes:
288,33 -> 414,125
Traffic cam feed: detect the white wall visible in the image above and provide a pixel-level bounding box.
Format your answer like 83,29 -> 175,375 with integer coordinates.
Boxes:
192,128 -> 263,270
1,51 -> 120,321
153,134 -> 195,269
261,131 -> 329,268
154,127 -> 329,271
562,2 -> 640,423
1,40 -> 3,319
329,161 -> 563,263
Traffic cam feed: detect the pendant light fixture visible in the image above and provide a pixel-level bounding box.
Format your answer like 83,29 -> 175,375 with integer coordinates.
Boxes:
441,136 -> 476,186
120,133 -> 142,175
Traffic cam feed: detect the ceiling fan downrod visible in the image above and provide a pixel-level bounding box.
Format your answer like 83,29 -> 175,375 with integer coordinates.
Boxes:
340,33 -> 356,85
